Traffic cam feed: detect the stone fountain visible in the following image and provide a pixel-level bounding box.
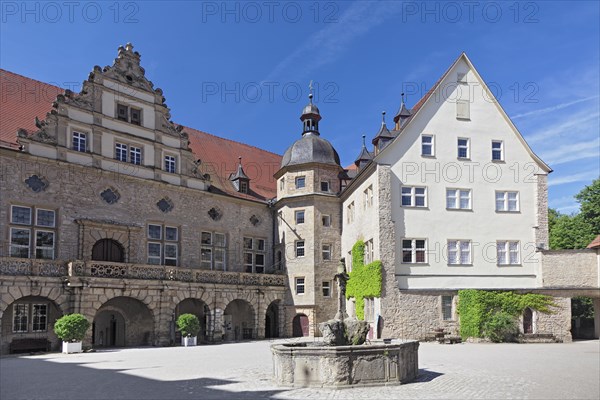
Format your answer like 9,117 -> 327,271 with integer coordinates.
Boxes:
271,260 -> 419,387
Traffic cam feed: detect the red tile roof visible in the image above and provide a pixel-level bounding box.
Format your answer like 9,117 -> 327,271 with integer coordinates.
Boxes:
0,69 -> 281,202
587,235 -> 600,249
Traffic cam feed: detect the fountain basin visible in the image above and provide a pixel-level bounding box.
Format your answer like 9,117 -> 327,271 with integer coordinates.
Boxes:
271,340 -> 419,388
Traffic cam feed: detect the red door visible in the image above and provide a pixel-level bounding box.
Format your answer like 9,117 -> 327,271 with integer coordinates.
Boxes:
292,314 -> 309,337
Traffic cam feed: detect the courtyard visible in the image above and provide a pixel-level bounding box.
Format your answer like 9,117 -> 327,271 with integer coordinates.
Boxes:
1,339 -> 598,399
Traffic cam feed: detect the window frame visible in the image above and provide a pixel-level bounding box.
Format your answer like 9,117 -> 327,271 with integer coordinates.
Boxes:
242,236 -> 266,273
492,140 -> 504,161
146,224 -> 179,266
9,206 -> 56,259
402,238 -> 427,264
447,240 -> 472,265
401,186 -> 427,208
322,281 -> 331,297
164,154 -> 177,174
295,210 -> 305,225
72,131 -> 87,152
295,240 -> 305,258
12,303 -> 29,333
441,295 -> 454,321
421,134 -> 435,157
320,181 -> 330,192
457,137 -> 470,159
497,240 -> 521,266
295,176 -> 306,189
322,214 -> 331,227
322,244 -> 332,261
446,188 -> 472,210
295,277 -> 305,295
496,191 -> 519,212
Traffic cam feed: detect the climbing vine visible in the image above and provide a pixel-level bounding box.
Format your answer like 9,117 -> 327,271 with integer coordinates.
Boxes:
457,289 -> 556,340
346,240 -> 382,320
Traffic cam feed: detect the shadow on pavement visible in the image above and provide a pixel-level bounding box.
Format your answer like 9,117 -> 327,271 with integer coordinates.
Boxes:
1,356 -> 285,400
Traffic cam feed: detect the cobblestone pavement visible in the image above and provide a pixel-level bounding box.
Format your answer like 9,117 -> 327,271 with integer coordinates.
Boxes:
1,339 -> 598,399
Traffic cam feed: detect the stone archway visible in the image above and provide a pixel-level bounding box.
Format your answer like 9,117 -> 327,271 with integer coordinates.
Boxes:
224,299 -> 255,341
93,297 -> 154,347
523,307 -> 534,334
292,313 -> 309,337
265,300 -> 281,338
175,299 -> 211,343
1,296 -> 63,354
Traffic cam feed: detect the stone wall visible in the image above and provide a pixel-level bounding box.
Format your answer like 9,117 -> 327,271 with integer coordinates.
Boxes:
541,250 -> 598,289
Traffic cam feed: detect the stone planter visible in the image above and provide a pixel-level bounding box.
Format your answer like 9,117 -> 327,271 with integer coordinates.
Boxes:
272,340 -> 419,387
182,336 -> 197,347
62,341 -> 83,354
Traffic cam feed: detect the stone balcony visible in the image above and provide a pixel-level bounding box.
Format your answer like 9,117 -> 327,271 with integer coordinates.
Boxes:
0,257 -> 286,287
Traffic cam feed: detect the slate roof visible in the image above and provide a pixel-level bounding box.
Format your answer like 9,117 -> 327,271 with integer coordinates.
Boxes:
0,69 -> 281,202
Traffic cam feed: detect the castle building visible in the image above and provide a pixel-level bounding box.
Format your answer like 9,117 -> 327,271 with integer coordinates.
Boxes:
0,45 -> 598,354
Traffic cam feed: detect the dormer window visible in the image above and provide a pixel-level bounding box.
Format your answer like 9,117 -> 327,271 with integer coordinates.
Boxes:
240,181 -> 248,194
117,103 -> 142,125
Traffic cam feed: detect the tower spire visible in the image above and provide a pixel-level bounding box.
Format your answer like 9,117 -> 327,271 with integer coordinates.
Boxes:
300,82 -> 321,135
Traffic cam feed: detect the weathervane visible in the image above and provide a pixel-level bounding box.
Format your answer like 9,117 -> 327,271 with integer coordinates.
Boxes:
309,80 -> 314,102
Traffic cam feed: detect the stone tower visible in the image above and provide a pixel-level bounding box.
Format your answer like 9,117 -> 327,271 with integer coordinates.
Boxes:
274,93 -> 343,337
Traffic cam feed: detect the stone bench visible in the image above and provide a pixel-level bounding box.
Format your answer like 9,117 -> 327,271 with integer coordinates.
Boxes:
10,338 -> 51,354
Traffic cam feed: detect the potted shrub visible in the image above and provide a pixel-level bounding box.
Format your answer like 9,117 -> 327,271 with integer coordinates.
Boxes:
177,313 -> 200,347
53,313 -> 90,354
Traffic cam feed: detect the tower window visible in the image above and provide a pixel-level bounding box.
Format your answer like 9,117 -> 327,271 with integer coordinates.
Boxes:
295,176 -> 306,189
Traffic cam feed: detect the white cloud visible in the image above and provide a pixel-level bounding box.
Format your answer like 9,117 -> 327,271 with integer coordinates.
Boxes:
525,109 -> 599,144
548,171 -> 599,187
512,96 -> 599,119
540,138 -> 600,166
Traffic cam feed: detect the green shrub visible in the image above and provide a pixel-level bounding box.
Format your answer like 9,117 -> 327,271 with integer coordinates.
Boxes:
346,240 -> 382,320
176,313 -> 200,337
483,311 -> 519,342
53,313 -> 91,342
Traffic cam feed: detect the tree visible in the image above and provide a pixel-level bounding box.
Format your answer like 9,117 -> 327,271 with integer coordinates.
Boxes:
548,179 -> 599,250
575,178 -> 600,235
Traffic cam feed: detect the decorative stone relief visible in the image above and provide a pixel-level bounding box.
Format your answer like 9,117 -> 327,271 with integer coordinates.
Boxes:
25,175 -> 49,192
208,207 -> 222,221
157,197 -> 174,213
249,215 -> 260,226
101,188 -> 120,204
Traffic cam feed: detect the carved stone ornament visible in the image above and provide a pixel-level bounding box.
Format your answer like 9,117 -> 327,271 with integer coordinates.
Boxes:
250,215 -> 260,226
208,207 -> 222,221
157,197 -> 174,213
101,188 -> 120,205
25,175 -> 49,193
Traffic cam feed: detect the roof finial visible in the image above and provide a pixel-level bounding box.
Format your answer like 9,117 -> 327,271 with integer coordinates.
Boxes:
362,134 -> 366,147
308,80 -> 314,103
382,111 -> 386,124
401,92 -> 405,105
238,156 -> 242,165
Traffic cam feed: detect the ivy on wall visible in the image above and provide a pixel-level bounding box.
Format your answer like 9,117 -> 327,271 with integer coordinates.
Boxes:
346,240 -> 382,320
457,289 -> 556,339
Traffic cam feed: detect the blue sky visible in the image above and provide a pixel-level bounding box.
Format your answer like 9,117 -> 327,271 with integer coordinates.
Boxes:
1,1 -> 598,212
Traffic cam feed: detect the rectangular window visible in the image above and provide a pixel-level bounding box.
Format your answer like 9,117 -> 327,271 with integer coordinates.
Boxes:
457,99 -> 470,119
117,104 -> 129,121
492,140 -> 503,161
115,143 -> 128,162
242,236 -> 266,273
201,247 -> 213,269
496,191 -> 519,212
130,107 -> 141,125
10,206 -> 56,259
296,241 -> 305,257
11,205 -> 32,225
147,225 -> 178,266
322,281 -> 331,297
497,241 -> 520,265
35,230 -> 55,259
364,298 -> 375,322
295,176 -> 305,189
347,202 -> 355,223
322,215 -> 331,227
442,295 -> 453,320
130,146 -> 142,165
402,239 -> 427,263
364,185 -> 373,208
321,181 -> 330,192
364,239 -> 374,264
457,138 -> 469,159
322,244 -> 331,261
446,189 -> 472,210
401,186 -> 427,207
295,210 -> 305,224
164,155 -> 177,173
280,178 -> 285,191
72,132 -> 87,152
32,304 -> 48,332
422,135 -> 434,156
13,304 -> 28,333
295,277 -> 305,295
447,240 -> 471,265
